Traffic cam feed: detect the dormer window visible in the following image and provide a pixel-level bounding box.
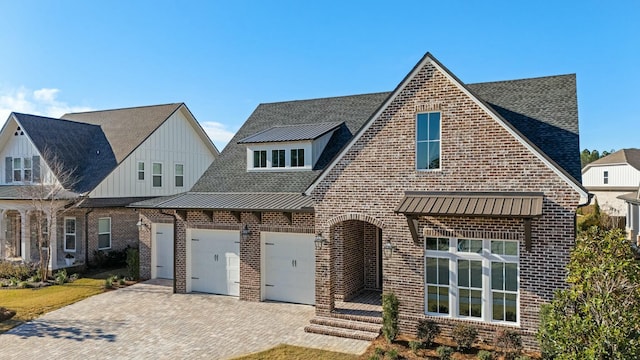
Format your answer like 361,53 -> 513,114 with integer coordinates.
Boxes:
291,149 -> 305,167
253,151 -> 267,168
272,150 -> 285,167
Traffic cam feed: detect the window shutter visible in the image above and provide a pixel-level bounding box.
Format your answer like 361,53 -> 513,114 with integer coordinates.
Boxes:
32,156 -> 40,182
5,157 -> 12,183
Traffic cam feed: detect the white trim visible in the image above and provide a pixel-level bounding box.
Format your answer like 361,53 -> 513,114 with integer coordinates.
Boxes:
98,217 -> 111,250
304,54 -> 589,205
63,217 -> 76,253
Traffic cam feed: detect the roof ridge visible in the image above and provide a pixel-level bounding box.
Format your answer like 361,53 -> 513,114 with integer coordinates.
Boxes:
258,91 -> 391,107
13,112 -> 102,128
63,102 -> 182,116
468,73 -> 575,86
188,191 -> 307,195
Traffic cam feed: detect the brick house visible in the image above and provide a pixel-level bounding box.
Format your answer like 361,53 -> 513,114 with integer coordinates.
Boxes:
134,53 -> 588,349
0,103 -> 218,269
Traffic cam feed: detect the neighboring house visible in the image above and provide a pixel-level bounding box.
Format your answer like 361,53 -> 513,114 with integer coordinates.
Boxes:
581,148 -> 640,218
618,188 -> 640,242
133,53 -> 587,350
0,103 -> 218,269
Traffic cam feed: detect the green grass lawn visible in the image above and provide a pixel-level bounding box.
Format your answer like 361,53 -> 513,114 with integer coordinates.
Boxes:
231,344 -> 358,360
0,277 -> 105,333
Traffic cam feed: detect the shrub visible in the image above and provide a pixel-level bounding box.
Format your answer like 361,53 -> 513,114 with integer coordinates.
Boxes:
436,345 -> 454,360
477,350 -> 493,360
495,329 -> 523,359
514,356 -> 531,360
374,347 -> 384,357
409,340 -> 422,354
0,261 -> 36,280
126,247 -> 140,280
385,348 -> 398,360
93,247 -> 129,268
105,276 -> 114,289
0,307 -> 16,321
368,356 -> 380,360
452,323 -> 478,352
54,269 -> 68,285
416,319 -> 440,347
382,292 -> 399,343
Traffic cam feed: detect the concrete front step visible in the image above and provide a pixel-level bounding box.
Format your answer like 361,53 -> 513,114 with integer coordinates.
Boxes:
310,316 -> 382,333
304,323 -> 380,341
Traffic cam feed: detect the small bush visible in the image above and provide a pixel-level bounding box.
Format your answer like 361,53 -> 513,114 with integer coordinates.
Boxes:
69,273 -> 79,282
514,356 -> 531,360
374,347 -> 384,357
436,345 -> 454,360
409,340 -> 422,354
386,348 -> 398,360
9,277 -> 19,287
0,307 -> 16,321
105,276 -> 114,289
0,261 -> 36,280
416,319 -> 440,347
494,329 -> 523,359
54,269 -> 68,285
126,247 -> 140,280
382,292 -> 399,343
368,356 -> 380,360
93,247 -> 129,268
452,323 -> 478,352
477,350 -> 493,360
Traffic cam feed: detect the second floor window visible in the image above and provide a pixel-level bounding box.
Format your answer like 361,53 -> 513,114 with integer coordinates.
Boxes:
175,164 -> 184,187
272,150 -> 285,167
253,150 -> 267,168
603,171 -> 609,185
291,149 -> 305,167
152,163 -> 162,187
12,157 -> 32,182
416,112 -> 441,170
137,162 -> 145,181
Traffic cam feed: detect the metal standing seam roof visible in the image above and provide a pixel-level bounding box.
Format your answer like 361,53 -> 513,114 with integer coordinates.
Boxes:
237,122 -> 343,144
129,192 -> 315,212
395,192 -> 544,217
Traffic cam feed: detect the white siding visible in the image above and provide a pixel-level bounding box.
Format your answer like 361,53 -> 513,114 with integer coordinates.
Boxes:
0,119 -> 56,186
312,130 -> 335,166
582,164 -> 640,188
89,108 -> 216,197
245,141 -> 313,171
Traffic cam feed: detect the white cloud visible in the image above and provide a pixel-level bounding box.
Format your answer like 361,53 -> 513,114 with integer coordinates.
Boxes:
200,120 -> 237,150
0,87 -> 93,124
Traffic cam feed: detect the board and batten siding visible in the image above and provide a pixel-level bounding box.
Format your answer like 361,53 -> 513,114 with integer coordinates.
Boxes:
89,108 -> 216,198
0,119 -> 55,186
582,164 -> 640,188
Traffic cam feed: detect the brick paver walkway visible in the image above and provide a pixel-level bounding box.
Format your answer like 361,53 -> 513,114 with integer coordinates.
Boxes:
0,279 -> 371,359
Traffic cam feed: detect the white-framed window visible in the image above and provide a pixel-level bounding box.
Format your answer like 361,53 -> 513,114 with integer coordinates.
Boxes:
424,237 -> 519,324
603,170 -> 609,185
175,164 -> 184,187
253,150 -> 267,168
272,150 -> 285,168
64,217 -> 76,252
13,158 -> 22,182
137,161 -> 145,181
416,112 -> 441,170
98,217 -> 111,250
152,162 -> 162,187
291,148 -> 305,167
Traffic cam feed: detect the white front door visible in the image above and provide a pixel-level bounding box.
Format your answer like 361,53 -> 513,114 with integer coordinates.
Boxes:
152,223 -> 174,279
189,229 -> 240,296
263,232 -> 315,305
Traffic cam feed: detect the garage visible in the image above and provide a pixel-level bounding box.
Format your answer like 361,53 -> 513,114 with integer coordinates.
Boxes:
152,223 -> 174,279
263,232 -> 315,305
188,229 -> 240,296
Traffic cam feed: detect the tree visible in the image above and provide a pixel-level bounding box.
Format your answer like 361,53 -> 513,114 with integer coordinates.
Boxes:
19,150 -> 79,280
581,149 -> 616,168
538,227 -> 640,359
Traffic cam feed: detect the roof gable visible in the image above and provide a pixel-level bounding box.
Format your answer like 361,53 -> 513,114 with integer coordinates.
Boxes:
583,148 -> 640,172
61,103 -> 183,163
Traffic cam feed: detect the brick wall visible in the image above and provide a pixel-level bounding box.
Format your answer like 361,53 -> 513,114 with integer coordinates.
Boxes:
86,207 -> 139,264
312,60 -> 581,350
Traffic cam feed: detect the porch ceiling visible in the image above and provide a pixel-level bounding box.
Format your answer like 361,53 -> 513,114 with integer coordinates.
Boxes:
395,191 -> 544,218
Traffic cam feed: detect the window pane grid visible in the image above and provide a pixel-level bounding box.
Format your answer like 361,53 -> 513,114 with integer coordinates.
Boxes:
491,261 -> 518,322
426,257 -> 449,314
416,112 -> 441,170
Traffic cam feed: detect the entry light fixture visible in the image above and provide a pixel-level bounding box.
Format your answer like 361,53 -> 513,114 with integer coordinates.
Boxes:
136,219 -> 150,231
314,233 -> 327,250
383,239 -> 397,259
241,224 -> 252,241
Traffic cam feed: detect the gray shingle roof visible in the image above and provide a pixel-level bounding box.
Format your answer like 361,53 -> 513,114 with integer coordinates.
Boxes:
61,103 -> 183,163
191,92 -> 391,193
238,122 -> 343,144
618,190 -> 640,205
130,192 -> 314,212
0,185 -> 79,200
584,149 -> 640,172
467,74 -> 581,182
13,113 -> 117,193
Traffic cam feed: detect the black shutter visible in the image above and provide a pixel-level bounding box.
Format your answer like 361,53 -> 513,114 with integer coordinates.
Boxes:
5,157 -> 12,183
32,156 -> 40,182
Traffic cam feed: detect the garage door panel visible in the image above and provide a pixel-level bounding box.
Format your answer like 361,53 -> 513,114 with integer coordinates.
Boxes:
190,230 -> 240,296
264,233 -> 315,305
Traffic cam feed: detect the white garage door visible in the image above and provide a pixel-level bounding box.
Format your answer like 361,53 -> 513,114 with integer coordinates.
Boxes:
263,232 -> 315,305
190,229 -> 240,296
152,223 -> 174,279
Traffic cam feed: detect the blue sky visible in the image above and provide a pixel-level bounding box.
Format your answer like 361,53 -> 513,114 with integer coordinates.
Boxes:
0,1 -> 637,152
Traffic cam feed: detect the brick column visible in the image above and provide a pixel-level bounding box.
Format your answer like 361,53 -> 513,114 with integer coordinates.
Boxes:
315,226 -> 335,316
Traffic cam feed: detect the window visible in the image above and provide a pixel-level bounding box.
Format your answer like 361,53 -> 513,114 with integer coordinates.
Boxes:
152,163 -> 162,187
175,164 -> 184,187
424,237 -> 519,324
23,158 -> 32,182
98,218 -> 111,249
603,171 -> 609,185
13,158 -> 21,182
253,150 -> 267,168
137,162 -> 145,181
291,149 -> 305,167
64,218 -> 76,252
416,112 -> 441,170
272,150 -> 285,168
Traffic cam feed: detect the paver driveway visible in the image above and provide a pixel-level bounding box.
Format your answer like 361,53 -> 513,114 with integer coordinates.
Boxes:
0,279 -> 371,359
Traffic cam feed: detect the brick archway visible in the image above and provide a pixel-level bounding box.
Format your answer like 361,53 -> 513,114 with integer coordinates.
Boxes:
326,212 -> 385,229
